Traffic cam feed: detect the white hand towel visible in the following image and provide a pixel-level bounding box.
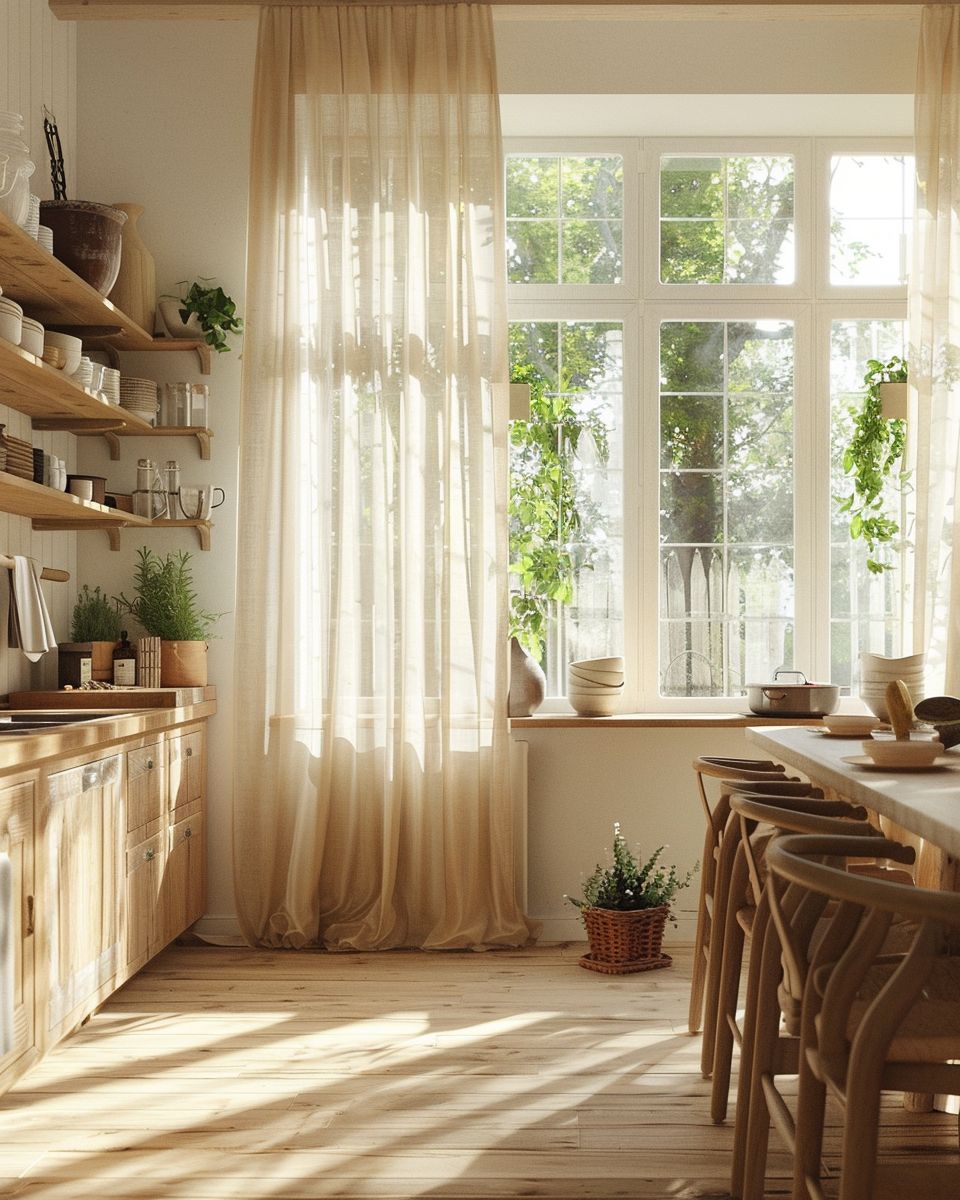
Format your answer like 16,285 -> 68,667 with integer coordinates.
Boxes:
0,853 -> 14,1057
7,555 -> 56,662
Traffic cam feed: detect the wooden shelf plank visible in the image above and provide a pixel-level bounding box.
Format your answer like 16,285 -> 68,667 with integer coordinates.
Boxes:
0,338 -> 149,428
0,472 -> 153,524
0,213 -> 209,373
87,425 -> 213,461
150,519 -> 213,550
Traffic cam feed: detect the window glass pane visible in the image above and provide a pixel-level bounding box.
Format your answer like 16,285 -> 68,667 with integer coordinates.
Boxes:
660,155 -> 795,285
829,155 -> 914,286
509,321 -> 623,696
507,154 -> 624,285
660,320 -> 795,697
830,319 -> 907,692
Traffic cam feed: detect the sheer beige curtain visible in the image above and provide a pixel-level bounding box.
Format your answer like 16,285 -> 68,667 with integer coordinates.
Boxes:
907,4 -> 960,693
233,4 -> 535,949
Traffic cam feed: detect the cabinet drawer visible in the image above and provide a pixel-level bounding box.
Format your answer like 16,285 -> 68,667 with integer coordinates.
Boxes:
168,729 -> 204,812
126,743 -> 163,833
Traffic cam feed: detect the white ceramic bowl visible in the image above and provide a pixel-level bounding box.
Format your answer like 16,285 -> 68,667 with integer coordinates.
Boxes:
568,665 -> 624,687
569,693 -> 621,717
0,295 -> 23,345
861,737 -> 944,768
822,713 -> 883,735
571,656 -> 625,672
19,315 -> 44,357
43,330 -> 82,374
568,682 -> 625,697
861,651 -> 925,671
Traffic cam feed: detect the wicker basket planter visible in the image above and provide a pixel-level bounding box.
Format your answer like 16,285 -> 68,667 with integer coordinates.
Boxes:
579,904 -> 672,975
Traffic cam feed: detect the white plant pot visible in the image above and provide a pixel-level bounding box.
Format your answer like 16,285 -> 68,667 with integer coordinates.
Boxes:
158,297 -> 203,340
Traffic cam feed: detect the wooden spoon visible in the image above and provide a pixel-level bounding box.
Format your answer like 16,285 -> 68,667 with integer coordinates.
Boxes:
885,679 -> 914,741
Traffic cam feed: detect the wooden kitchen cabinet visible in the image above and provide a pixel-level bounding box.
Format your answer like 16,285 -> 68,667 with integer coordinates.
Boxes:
124,830 -> 164,972
158,805 -> 205,947
168,726 -> 205,812
44,753 -> 125,1043
0,775 -> 38,1089
126,740 -> 165,835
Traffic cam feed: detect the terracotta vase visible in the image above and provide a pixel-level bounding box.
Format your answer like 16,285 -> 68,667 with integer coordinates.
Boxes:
108,202 -> 157,334
160,640 -> 208,687
508,636 -> 546,717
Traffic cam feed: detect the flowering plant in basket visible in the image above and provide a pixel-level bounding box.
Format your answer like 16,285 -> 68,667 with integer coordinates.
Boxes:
567,823 -> 694,975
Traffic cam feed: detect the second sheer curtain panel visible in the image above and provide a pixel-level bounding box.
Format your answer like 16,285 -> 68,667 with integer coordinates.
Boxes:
234,5 -> 533,950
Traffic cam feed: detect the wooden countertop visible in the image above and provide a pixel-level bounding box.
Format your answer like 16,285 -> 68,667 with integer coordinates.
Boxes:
746,724 -> 960,861
0,701 -> 216,776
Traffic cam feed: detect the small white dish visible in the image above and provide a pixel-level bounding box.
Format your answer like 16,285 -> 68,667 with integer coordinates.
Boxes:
843,753 -> 954,772
43,330 -> 82,375
858,738 -> 945,768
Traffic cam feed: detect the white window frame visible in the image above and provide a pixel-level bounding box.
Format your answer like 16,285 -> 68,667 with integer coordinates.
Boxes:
506,135 -> 910,713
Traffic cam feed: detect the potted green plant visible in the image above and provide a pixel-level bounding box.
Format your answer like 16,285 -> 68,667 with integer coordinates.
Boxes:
567,823 -> 693,975
158,278 -> 242,353
835,355 -> 909,574
59,584 -> 122,685
115,548 -> 221,686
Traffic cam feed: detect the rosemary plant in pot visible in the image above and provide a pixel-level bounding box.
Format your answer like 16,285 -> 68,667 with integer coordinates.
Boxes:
567,823 -> 693,975
59,584 -> 122,686
116,548 -> 221,686
836,355 -> 909,575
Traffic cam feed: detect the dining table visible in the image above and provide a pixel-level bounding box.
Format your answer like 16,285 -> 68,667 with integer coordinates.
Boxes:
746,723 -> 960,1114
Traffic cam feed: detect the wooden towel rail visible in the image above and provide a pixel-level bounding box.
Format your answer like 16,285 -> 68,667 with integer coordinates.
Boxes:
0,554 -> 70,582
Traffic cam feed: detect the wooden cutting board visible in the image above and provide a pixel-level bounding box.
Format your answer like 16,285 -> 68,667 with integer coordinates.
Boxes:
7,686 -> 216,709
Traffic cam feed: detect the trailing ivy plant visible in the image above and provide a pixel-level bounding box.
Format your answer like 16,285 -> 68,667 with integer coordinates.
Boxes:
836,355 -> 909,574
508,361 -> 610,664
173,279 -> 243,354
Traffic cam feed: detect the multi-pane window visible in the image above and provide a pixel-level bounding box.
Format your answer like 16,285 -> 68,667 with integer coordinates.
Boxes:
507,155 -> 624,285
659,320 -> 795,696
829,155 -> 913,286
829,319 -> 908,690
507,138 -> 910,709
508,320 -> 624,694
659,155 -> 795,285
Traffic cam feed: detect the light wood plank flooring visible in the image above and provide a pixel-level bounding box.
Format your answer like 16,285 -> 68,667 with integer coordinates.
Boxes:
0,945 -> 957,1198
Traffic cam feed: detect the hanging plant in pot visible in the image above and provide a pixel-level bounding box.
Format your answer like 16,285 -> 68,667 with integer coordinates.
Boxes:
115,547 -> 222,686
567,823 -> 694,975
835,355 -> 910,575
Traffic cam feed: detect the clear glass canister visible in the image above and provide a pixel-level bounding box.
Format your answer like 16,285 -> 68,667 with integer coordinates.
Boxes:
0,112 -> 35,226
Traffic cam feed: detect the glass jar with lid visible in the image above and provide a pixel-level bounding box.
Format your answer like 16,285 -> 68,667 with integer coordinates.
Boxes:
0,112 -> 35,226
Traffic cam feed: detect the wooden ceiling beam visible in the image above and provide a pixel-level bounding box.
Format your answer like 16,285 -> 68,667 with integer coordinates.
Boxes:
48,2 -> 925,25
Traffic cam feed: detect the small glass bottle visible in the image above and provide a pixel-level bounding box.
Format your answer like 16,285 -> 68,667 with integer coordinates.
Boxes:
164,460 -> 180,515
113,630 -> 137,687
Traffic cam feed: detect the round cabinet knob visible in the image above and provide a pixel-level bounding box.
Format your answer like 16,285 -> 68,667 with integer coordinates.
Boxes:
185,747 -> 193,758
184,827 -> 193,839
146,759 -> 154,770
145,848 -> 155,861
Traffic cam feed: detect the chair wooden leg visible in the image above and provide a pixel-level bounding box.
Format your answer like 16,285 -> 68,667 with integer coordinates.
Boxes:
739,925 -> 787,1200
837,1072 -> 883,1200
725,909 -> 769,1195
701,825 -> 740,1077
710,848 -> 750,1123
688,874 -> 711,1035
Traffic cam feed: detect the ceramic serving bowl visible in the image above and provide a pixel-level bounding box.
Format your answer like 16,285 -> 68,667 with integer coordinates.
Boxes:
861,736 -> 944,768
19,315 -> 44,357
0,295 -> 23,345
822,713 -> 883,736
571,656 -> 625,673
43,330 -> 82,374
568,665 -> 624,687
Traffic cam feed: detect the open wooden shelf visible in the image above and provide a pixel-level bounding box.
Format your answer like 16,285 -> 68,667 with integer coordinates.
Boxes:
0,471 -> 153,526
0,212 -> 209,372
87,425 -> 213,461
0,339 -> 155,432
69,517 -> 214,551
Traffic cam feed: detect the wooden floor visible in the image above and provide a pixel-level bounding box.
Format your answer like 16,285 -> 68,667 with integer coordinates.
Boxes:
0,944 -> 957,1198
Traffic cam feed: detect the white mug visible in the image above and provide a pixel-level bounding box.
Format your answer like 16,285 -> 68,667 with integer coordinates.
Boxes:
68,479 -> 93,501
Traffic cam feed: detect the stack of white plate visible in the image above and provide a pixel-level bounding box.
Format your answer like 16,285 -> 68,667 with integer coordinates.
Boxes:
859,651 -> 925,721
119,375 -> 158,424
567,656 -> 625,716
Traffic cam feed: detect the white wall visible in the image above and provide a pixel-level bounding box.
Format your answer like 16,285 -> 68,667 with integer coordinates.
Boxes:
1,0 -> 78,697
71,7 -> 915,942
76,19 -> 256,935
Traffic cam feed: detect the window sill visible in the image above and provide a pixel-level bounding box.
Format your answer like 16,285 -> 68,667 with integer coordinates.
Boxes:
509,712 -> 824,729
